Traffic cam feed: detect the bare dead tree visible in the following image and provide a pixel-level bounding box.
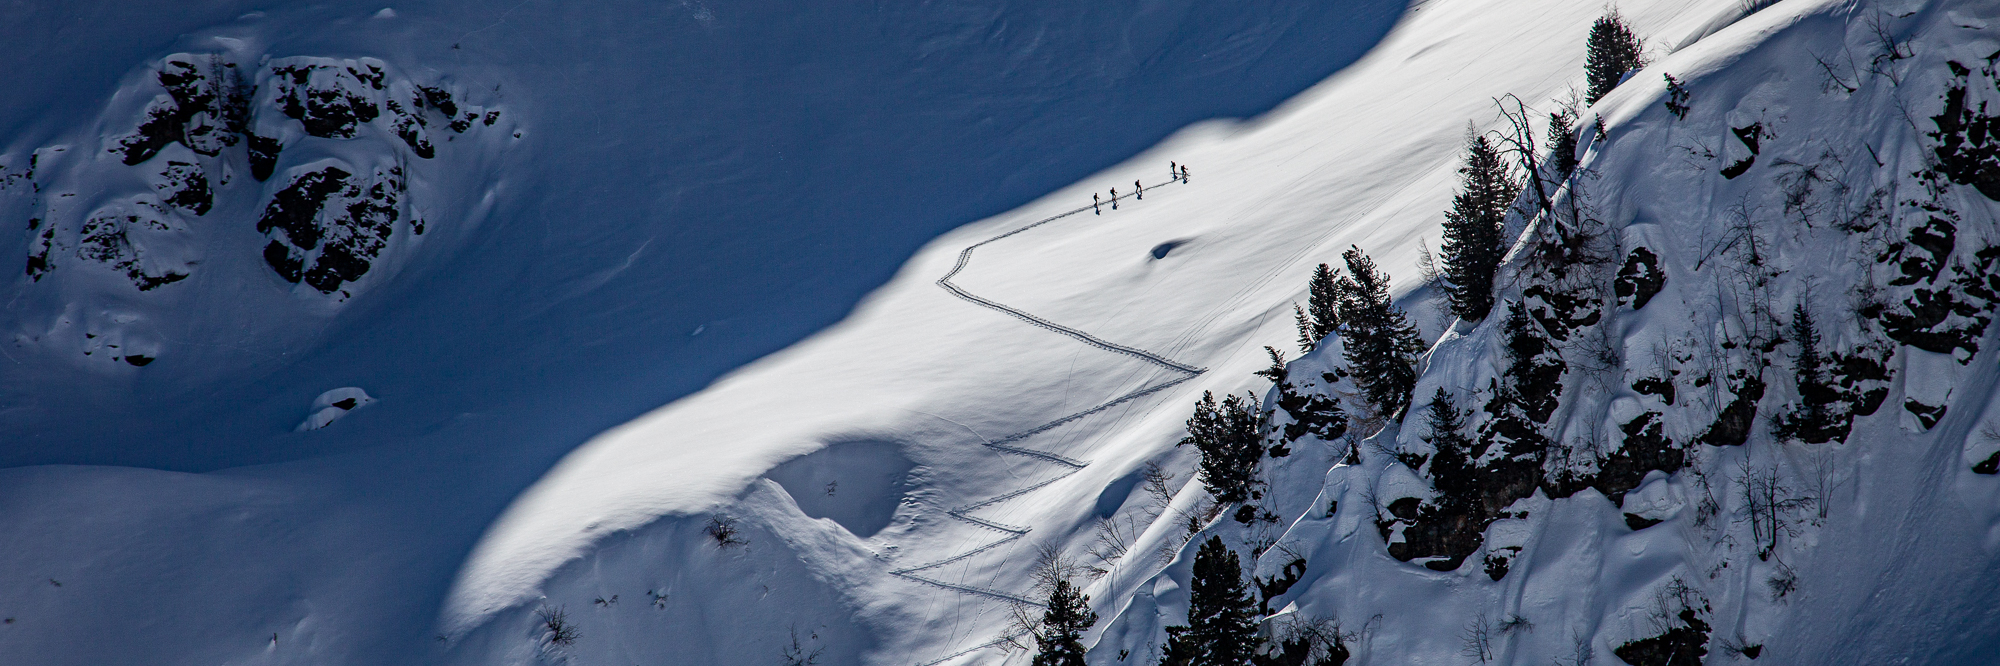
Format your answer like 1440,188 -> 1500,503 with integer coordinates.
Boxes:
1492,95 -> 1554,229
1142,461 -> 1180,517
1736,461 -> 1816,561
1461,614 -> 1496,663
1803,447 -> 1838,521
1864,12 -> 1913,85
1811,48 -> 1859,94
1087,514 -> 1143,573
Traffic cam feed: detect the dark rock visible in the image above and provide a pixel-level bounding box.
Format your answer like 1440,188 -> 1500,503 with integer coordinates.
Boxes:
1522,285 -> 1602,342
156,161 -> 211,215
1974,450 -> 1999,475
1904,399 -> 1946,430
1613,608 -> 1711,666
77,206 -> 190,291
114,55 -> 251,165
1929,65 -> 2000,200
1721,157 -> 1754,179
124,355 -> 154,366
1699,372 -> 1764,446
271,62 -> 383,139
1721,123 -> 1762,179
25,226 -> 55,280
257,167 -> 351,251
255,165 -> 405,293
1632,375 -> 1676,405
247,134 -> 282,181
1624,513 -> 1662,530
1482,547 -> 1519,581
1592,413 -> 1683,503
417,85 -> 459,119
1254,557 -> 1306,613
1614,247 -> 1666,309
1879,215 -> 1955,286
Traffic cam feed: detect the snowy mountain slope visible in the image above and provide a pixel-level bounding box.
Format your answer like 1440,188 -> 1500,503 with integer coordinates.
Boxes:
0,0 -> 1419,664
435,1 -> 1755,664
2,0 -> 1407,470
1088,1 -> 2000,665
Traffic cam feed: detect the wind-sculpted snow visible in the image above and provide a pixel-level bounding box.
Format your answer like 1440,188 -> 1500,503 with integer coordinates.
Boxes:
890,178 -> 1205,615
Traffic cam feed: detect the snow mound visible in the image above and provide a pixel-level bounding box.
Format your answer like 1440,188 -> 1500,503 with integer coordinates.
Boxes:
296,387 -> 375,432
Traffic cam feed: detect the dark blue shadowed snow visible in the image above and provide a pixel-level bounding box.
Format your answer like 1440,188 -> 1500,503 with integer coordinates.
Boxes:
1,0 -> 1408,471
0,2 -> 1403,659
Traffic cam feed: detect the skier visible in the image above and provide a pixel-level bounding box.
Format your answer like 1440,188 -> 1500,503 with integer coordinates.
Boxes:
1093,192 -> 1101,215
1170,161 -> 1178,182
1109,187 -> 1118,210
1180,164 -> 1189,182
1135,180 -> 1142,200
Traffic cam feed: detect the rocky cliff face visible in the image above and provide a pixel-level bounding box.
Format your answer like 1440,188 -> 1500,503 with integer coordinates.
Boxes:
1099,2 -> 2000,663
1,50 -> 515,374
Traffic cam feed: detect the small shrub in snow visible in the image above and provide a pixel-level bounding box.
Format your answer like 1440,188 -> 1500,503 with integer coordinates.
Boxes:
1265,614 -> 1351,666
781,627 -> 824,666
1663,74 -> 1691,119
536,605 -> 579,647
1766,561 -> 1799,601
706,515 -> 745,547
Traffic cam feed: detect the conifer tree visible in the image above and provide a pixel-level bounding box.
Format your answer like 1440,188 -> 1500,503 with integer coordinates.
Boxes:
1160,537 -> 1261,666
1180,392 -> 1266,504
1419,388 -> 1478,512
1031,579 -> 1097,666
1500,302 -> 1563,425
1546,108 -> 1579,180
1332,246 -> 1426,420
1774,303 -> 1839,443
1585,11 -> 1645,104
1294,263 -> 1342,352
1438,133 -> 1517,321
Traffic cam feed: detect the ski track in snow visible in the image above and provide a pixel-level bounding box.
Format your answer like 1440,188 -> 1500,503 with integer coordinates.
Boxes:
888,178 -> 1205,664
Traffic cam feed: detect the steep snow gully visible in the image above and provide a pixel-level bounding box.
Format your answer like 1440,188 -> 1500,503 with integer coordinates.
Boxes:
894,178 -> 1206,607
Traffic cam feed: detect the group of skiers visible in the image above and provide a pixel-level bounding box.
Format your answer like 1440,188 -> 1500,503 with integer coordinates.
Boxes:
1094,162 -> 1189,214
